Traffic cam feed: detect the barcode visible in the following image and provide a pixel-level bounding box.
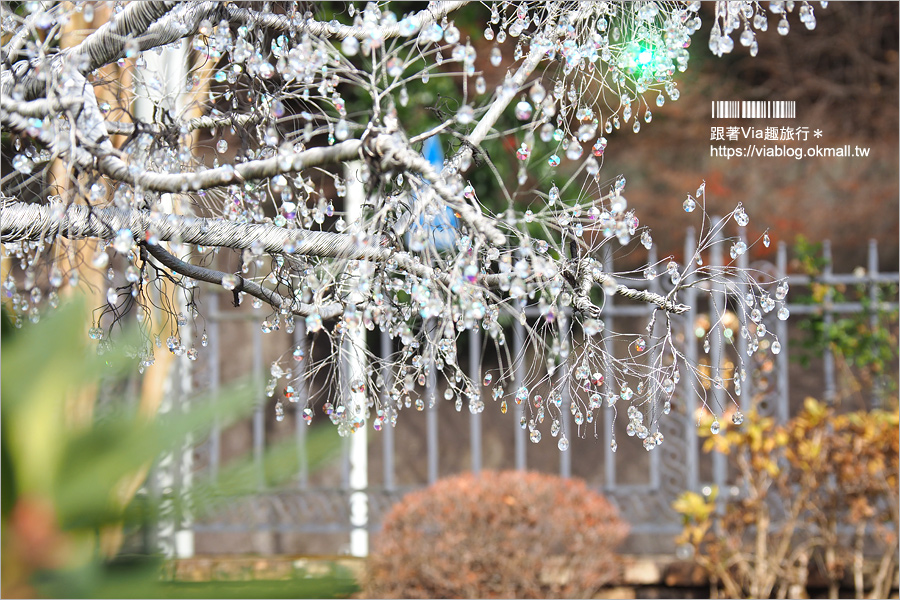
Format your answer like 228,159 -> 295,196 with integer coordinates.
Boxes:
711,100 -> 796,119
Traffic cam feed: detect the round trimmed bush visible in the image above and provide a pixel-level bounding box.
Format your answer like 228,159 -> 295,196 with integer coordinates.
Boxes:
366,470 -> 629,598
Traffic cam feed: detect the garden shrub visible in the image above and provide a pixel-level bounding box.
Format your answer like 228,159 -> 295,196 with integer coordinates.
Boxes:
366,470 -> 629,598
675,399 -> 899,599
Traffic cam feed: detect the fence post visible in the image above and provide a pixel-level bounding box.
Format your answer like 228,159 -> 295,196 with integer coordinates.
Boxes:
647,245 -> 661,491
469,328 -> 482,475
174,325 -> 194,559
868,239 -> 882,409
251,307 -> 273,554
381,330 -> 395,490
513,315 -> 527,471
252,309 -> 265,487
344,160 -> 369,557
775,241 -> 790,422
710,218 -> 727,503
134,16 -> 194,561
602,244 -> 616,488
822,241 -> 837,404
558,311 -> 572,478
683,228 -> 699,492
426,319 -> 439,485
344,327 -> 369,556
736,230 -> 753,411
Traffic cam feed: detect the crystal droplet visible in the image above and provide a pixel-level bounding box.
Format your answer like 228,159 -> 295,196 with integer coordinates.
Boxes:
548,184 -> 559,205
777,17 -> 790,35
514,100 -> 533,120
221,274 -> 238,290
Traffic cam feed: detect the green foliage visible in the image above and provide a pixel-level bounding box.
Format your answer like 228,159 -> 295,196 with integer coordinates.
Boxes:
366,470 -> 629,598
792,235 -> 899,403
1,300 -> 354,598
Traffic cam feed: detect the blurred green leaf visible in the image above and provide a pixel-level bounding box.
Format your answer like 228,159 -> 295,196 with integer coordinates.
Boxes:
2,300 -> 352,598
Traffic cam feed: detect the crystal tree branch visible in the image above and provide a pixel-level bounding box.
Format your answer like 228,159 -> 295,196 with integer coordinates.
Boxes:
1,199 -> 685,314
0,1 -> 809,449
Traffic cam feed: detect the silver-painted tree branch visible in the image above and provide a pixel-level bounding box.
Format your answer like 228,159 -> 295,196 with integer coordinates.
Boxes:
1,200 -> 691,315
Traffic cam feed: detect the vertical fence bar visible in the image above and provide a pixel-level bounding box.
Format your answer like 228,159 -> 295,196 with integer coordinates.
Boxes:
868,240 -> 882,409
822,240 -> 837,404
602,244 -> 616,488
775,242 -> 790,422
469,328 -> 482,475
426,319 -> 439,485
736,230 -> 752,411
251,308 -> 271,554
710,219 -> 727,499
513,316 -> 527,471
252,311 -> 265,489
683,228 -> 699,492
208,291 -> 221,481
381,330 -> 395,491
558,311 -> 572,478
294,320 -> 309,488
647,246 -> 661,490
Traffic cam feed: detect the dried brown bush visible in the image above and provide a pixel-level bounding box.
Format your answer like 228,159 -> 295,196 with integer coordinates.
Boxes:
365,470 -> 629,598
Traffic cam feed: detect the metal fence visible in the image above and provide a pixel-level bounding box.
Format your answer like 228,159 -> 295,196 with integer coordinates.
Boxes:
163,229 -> 898,556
